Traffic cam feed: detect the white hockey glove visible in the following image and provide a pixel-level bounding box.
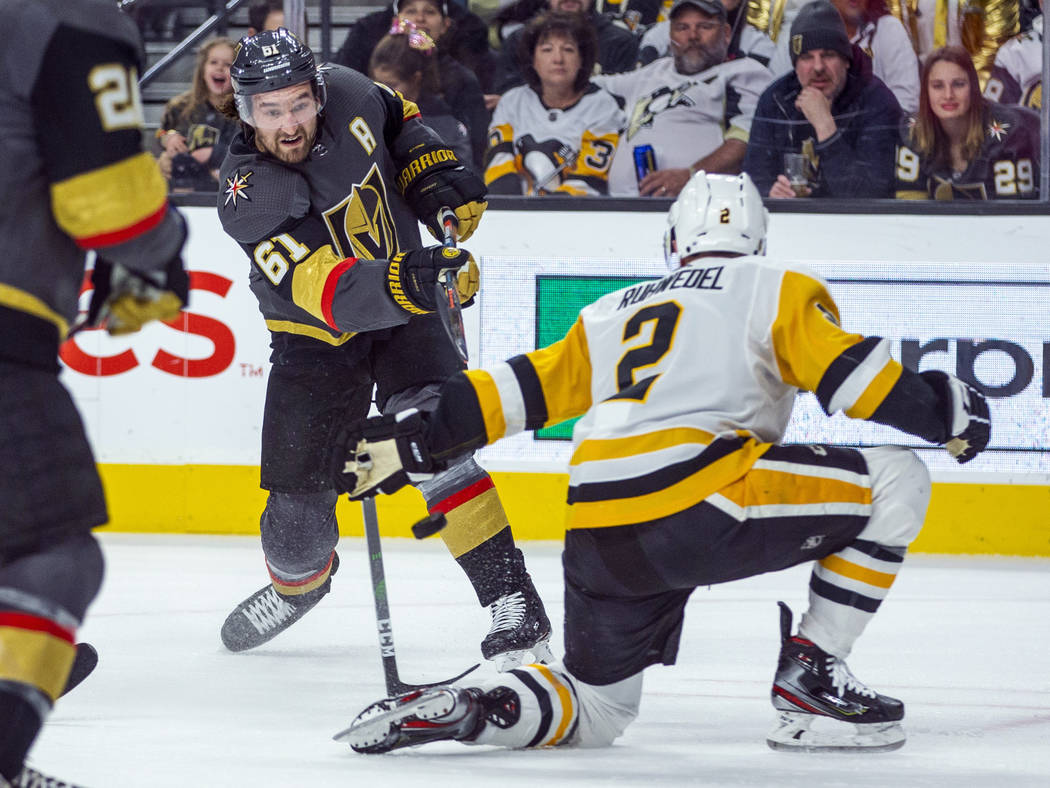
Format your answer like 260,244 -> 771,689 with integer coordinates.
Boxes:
329,409 -> 445,499
922,371 -> 991,463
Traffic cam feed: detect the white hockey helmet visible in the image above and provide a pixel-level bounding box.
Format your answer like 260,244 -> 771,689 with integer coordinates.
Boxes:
663,171 -> 768,269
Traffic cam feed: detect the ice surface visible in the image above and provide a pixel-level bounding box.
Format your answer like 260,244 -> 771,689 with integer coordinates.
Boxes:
29,534 -> 1050,787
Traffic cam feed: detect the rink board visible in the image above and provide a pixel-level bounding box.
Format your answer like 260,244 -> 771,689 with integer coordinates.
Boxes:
63,206 -> 1050,556
96,463 -> 1049,556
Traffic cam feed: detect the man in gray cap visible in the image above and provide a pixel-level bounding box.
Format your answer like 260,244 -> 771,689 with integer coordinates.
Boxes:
742,0 -> 902,198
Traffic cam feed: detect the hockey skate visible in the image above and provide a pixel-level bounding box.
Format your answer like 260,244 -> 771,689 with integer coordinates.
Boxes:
4,766 -> 84,788
482,576 -> 553,670
220,554 -> 339,652
767,602 -> 905,753
335,684 -> 520,754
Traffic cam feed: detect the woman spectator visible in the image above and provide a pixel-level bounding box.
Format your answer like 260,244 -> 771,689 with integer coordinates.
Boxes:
484,12 -> 624,196
895,45 -> 1040,199
830,0 -> 920,113
368,23 -> 475,169
156,37 -> 239,191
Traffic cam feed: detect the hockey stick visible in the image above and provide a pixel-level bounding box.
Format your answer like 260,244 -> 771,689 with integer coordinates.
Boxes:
362,496 -> 478,695
434,207 -> 469,363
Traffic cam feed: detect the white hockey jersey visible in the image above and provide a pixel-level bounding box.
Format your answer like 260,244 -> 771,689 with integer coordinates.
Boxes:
454,256 -> 916,530
594,57 -> 772,196
484,83 -> 624,196
984,15 -> 1042,109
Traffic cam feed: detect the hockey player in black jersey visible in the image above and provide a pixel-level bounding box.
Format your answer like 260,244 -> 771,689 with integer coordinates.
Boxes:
330,171 -> 991,756
215,29 -> 551,670
0,1 -> 189,785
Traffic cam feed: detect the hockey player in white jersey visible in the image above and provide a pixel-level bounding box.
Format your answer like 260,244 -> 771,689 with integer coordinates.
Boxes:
330,171 -> 991,755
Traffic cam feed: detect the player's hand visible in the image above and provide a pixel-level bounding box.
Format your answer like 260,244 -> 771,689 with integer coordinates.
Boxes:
387,246 -> 478,314
329,409 -> 443,499
921,371 -> 991,463
397,143 -> 487,241
87,254 -> 189,336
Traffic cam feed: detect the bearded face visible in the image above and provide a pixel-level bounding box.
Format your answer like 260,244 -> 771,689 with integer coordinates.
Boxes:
669,8 -> 730,76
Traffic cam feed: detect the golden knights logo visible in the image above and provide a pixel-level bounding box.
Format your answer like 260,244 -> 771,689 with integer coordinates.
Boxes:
322,162 -> 398,260
627,82 -> 697,140
223,170 -> 253,208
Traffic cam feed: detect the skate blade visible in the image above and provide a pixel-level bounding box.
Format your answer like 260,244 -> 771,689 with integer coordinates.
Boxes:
333,688 -> 457,750
766,711 -> 906,753
490,638 -> 555,672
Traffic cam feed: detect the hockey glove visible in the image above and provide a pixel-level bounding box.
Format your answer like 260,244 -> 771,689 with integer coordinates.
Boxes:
87,254 -> 189,336
387,246 -> 478,315
921,370 -> 991,463
397,143 -> 487,242
330,409 -> 445,499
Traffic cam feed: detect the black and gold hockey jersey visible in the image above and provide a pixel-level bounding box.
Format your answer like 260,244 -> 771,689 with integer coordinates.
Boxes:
484,84 -> 623,197
894,102 -> 1042,200
0,0 -> 185,369
425,256 -> 955,530
218,66 -> 455,363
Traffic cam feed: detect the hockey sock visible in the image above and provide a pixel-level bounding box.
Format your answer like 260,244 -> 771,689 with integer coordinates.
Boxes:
799,539 -> 907,657
453,527 -> 528,606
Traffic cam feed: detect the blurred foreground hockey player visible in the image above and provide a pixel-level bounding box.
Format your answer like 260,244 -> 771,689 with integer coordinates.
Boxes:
1,1 -> 188,784
330,171 -> 990,755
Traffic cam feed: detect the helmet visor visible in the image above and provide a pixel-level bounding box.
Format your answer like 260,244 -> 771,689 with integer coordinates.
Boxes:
236,78 -> 325,129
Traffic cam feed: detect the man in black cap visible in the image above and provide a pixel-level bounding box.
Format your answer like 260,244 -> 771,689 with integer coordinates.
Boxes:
742,0 -> 902,198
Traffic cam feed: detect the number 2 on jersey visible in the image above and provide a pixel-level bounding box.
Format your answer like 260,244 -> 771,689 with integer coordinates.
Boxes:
614,301 -> 681,401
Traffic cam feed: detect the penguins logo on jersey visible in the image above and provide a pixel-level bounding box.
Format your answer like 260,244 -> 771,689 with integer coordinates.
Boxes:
626,82 -> 697,140
322,162 -> 398,260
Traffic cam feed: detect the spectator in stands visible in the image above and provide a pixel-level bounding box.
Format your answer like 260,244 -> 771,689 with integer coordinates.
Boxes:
638,0 -> 776,68
828,0 -> 919,112
896,45 -> 1040,198
156,37 -> 240,192
494,0 -> 640,93
485,12 -> 624,194
884,0 -> 1019,82
984,0 -> 1042,108
596,0 -> 772,197
335,1 -> 496,94
336,1 -> 490,166
743,0 -> 902,198
369,23 -> 476,168
248,0 -> 284,35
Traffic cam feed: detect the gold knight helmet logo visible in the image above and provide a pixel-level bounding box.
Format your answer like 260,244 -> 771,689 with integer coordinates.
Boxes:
323,163 -> 398,260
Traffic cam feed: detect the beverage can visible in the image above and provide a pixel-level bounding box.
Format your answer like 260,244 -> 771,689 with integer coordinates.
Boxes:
633,145 -> 657,183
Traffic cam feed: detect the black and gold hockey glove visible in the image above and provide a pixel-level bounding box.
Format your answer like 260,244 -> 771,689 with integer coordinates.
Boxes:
329,409 -> 446,499
87,254 -> 189,336
397,143 -> 487,241
387,246 -> 478,315
921,370 -> 991,463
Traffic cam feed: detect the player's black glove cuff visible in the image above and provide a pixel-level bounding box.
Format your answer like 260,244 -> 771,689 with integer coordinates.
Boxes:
920,370 -> 991,463
397,143 -> 487,241
387,247 -> 478,315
